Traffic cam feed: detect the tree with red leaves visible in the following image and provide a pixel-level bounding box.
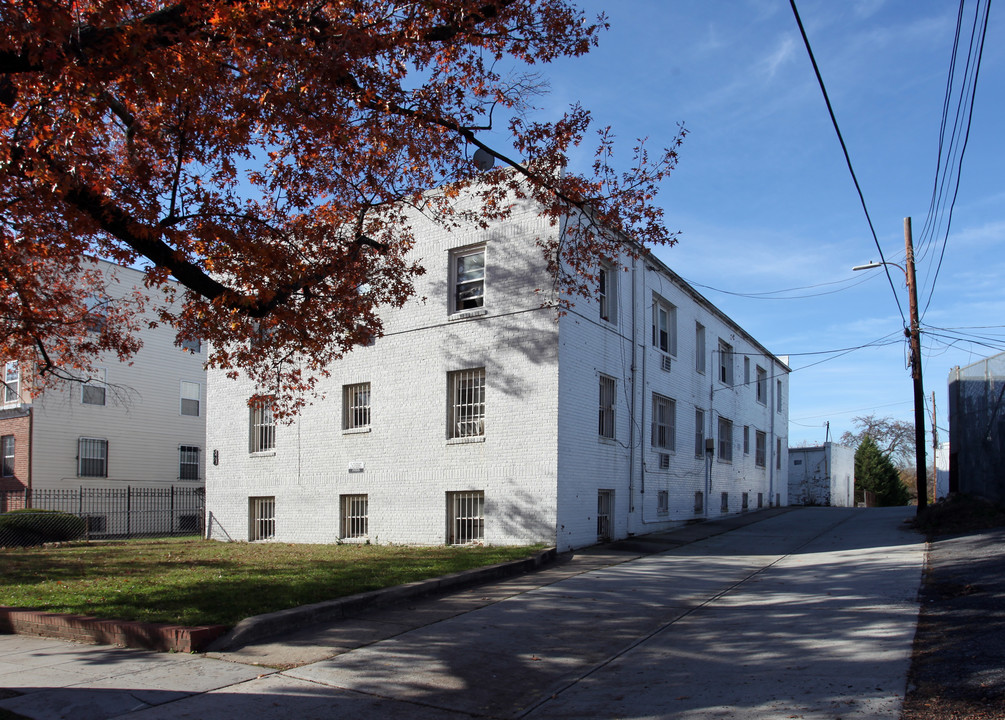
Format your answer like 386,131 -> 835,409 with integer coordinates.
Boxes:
1,0 -> 684,413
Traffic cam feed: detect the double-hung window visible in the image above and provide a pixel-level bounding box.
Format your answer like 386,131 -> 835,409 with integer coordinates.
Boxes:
718,416 -> 733,462
250,397 -> 276,453
179,445 -> 200,480
180,381 -> 201,416
599,374 -> 616,439
598,261 -> 617,324
756,366 -> 767,404
651,393 -> 675,451
777,380 -> 783,412
451,245 -> 485,313
343,382 -> 371,430
755,431 -> 767,467
652,297 -> 677,355
3,361 -> 19,407
718,341 -> 734,385
1,435 -> 13,477
695,323 -> 706,374
695,408 -> 705,457
78,438 -> 108,477
81,368 -> 106,406
449,368 -> 485,438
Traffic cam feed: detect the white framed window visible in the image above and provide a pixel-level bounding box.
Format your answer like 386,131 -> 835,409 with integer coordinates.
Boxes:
657,489 -> 669,515
78,438 -> 107,477
449,368 -> 485,439
249,496 -> 275,541
599,374 -> 616,440
718,340 -> 734,385
450,245 -> 485,313
598,261 -> 617,324
695,408 -> 705,458
249,397 -> 276,453
447,490 -> 484,545
718,416 -> 733,462
1,435 -> 13,477
652,297 -> 677,355
743,425 -> 750,455
777,379 -> 783,412
179,445 -> 200,480
340,494 -> 368,539
81,368 -> 106,406
3,361 -> 19,407
180,381 -> 201,417
755,430 -> 767,468
756,366 -> 767,404
651,393 -> 675,451
343,382 -> 371,430
695,323 -> 705,374
83,295 -> 109,334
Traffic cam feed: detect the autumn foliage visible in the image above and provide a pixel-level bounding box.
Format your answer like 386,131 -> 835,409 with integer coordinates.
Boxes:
1,0 -> 685,413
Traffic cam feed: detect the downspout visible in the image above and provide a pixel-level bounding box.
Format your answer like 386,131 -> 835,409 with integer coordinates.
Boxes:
769,364 -> 776,506
627,254 -> 638,528
706,360 -> 714,518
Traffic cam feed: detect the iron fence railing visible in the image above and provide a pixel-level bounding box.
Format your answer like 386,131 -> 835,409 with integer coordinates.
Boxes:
0,486 -> 204,546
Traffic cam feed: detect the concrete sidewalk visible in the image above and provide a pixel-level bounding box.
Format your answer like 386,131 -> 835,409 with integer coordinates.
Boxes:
0,507 -> 924,719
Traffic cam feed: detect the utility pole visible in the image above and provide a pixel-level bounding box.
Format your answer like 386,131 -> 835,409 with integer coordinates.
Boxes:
905,217 -> 928,512
931,390 -> 938,503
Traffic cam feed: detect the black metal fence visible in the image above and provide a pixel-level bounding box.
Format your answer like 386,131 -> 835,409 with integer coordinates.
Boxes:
0,486 -> 205,543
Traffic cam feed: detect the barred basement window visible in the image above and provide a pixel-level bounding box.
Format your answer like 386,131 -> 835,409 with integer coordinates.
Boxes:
447,491 -> 484,545
250,496 -> 275,541
78,438 -> 107,477
250,397 -> 276,453
343,383 -> 371,430
657,490 -> 669,515
340,494 -> 368,539
179,445 -> 200,480
599,374 -> 616,439
449,369 -> 485,438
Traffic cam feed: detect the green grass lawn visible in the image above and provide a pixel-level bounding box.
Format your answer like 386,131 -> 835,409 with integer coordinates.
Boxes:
0,538 -> 544,627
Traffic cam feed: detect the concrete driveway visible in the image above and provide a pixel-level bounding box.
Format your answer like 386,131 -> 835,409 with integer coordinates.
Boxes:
0,507 -> 924,719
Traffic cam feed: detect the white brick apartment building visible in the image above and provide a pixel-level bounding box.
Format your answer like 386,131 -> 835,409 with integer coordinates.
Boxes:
1,260 -> 207,531
206,194 -> 789,551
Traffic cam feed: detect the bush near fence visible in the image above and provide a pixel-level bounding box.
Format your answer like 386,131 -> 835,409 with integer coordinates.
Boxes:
0,486 -> 204,546
0,509 -> 86,547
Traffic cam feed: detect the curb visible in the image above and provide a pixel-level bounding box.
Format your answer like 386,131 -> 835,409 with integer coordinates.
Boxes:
206,546 -> 558,652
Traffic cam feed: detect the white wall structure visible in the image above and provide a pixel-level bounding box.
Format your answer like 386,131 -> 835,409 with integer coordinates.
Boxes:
787,443 -> 855,507
206,192 -> 789,551
1,260 -> 207,497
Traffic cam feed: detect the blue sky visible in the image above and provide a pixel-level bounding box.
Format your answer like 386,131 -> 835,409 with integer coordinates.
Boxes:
505,0 -> 1003,452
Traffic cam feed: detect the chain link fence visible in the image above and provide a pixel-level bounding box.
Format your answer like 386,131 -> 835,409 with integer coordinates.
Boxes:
0,486 -> 205,547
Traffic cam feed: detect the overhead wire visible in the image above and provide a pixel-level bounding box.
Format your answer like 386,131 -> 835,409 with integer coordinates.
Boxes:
680,273 -> 874,300
788,0 -> 907,326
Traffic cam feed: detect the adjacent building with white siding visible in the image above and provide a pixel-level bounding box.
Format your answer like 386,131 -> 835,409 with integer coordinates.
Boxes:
205,192 -> 789,551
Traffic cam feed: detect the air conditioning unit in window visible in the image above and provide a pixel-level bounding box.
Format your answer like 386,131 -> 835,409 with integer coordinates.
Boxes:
661,356 -> 672,372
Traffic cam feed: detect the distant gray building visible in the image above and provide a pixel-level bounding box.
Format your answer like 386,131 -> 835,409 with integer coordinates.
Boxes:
787,443 -> 855,507
948,351 -> 1005,503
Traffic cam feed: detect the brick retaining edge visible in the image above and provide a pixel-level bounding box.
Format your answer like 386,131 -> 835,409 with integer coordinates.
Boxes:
0,607 -> 226,652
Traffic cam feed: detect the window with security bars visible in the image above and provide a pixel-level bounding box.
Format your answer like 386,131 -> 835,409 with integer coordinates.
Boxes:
694,408 -> 705,457
250,398 -> 276,452
3,361 -> 19,407
755,430 -> 767,467
340,494 -> 368,539
597,489 -> 613,541
452,246 -> 485,312
447,491 -> 484,545
249,496 -> 275,541
78,438 -> 107,477
449,369 -> 485,438
657,490 -> 669,515
179,445 -> 200,480
651,393 -> 675,451
343,383 -> 371,430
718,416 -> 733,462
599,374 -> 615,439
81,368 -> 106,406
180,381 -> 200,416
1,435 -> 13,477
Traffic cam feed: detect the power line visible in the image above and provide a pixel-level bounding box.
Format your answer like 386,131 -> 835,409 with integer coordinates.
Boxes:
679,273 -> 873,301
788,0 -> 906,326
